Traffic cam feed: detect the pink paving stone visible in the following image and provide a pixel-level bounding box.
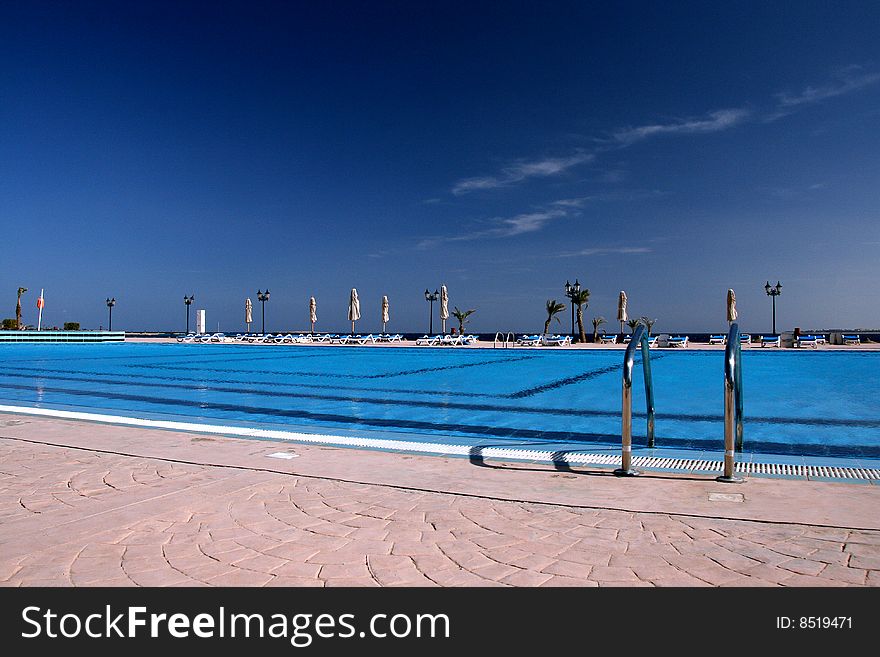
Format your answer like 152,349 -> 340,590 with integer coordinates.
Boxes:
470,562 -> 519,582
233,554 -> 290,573
554,549 -> 612,567
778,558 -> 827,577
817,564 -> 867,585
319,563 -> 371,580
540,575 -> 598,587
588,566 -> 640,582
204,569 -> 274,587
499,569 -> 553,587
541,560 -> 592,579
324,577 -> 380,587
264,576 -> 325,587
849,554 -> 880,570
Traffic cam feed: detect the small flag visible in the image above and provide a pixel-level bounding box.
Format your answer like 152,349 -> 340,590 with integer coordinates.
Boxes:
36,289 -> 44,331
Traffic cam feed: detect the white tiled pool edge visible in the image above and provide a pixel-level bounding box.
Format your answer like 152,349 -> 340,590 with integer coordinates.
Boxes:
1,404 -> 877,482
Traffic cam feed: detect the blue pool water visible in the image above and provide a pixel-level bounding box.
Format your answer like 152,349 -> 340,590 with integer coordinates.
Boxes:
0,343 -> 878,463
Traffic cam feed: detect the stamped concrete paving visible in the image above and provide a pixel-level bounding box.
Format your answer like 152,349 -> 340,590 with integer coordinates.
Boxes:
0,414 -> 878,587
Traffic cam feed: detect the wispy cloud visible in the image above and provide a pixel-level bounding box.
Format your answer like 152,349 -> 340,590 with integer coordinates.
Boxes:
767,68 -> 880,121
612,108 -> 751,145
451,151 -> 593,195
417,205 -> 573,248
558,246 -> 652,257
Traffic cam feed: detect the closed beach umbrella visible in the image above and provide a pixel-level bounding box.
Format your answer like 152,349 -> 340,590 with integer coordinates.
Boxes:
617,291 -> 628,334
381,295 -> 389,333
440,285 -> 449,333
245,298 -> 253,331
727,289 -> 737,325
348,288 -> 360,333
309,296 -> 317,333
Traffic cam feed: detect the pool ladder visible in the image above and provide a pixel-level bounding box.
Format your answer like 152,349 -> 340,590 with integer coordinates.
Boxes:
615,322 -> 744,481
494,332 -> 516,348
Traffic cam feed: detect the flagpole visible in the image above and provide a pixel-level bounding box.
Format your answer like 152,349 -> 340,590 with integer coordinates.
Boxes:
37,289 -> 44,331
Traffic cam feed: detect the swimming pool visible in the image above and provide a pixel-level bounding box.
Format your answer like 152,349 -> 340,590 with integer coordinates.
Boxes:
0,343 -> 878,465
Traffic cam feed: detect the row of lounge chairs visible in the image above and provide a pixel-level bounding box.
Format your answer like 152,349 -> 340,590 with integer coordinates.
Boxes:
516,334 -> 573,347
415,334 -> 480,346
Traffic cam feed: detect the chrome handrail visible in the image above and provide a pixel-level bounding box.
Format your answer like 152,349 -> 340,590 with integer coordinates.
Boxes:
718,322 -> 744,483
506,332 -> 515,347
615,324 -> 655,476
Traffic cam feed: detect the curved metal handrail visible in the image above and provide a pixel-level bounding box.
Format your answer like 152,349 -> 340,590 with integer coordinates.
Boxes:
719,322 -> 745,483
615,324 -> 655,476
506,332 -> 515,347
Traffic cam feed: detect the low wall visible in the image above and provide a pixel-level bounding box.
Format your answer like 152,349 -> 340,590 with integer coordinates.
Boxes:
0,331 -> 125,343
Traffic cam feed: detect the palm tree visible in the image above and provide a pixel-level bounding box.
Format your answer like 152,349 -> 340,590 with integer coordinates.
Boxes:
451,306 -> 476,336
570,288 -> 591,343
626,318 -> 641,333
15,287 -> 27,329
543,299 -> 566,335
639,316 -> 658,336
591,316 -> 606,342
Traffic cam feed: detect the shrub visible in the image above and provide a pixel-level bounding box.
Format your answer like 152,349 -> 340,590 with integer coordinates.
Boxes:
63,322 -> 81,331
1,318 -> 16,329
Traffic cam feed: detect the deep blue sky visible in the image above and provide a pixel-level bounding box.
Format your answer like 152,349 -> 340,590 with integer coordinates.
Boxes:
2,2 -> 878,333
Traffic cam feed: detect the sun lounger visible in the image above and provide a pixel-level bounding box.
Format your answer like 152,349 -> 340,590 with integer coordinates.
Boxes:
440,334 -> 463,346
516,334 -> 542,346
415,335 -> 442,346
813,334 -> 827,345
843,334 -> 861,345
599,334 -> 618,344
461,334 -> 479,344
177,333 -> 197,343
760,335 -> 781,347
708,335 -> 726,345
740,334 -> 752,347
795,335 -> 818,349
541,334 -> 572,346
667,336 -> 689,348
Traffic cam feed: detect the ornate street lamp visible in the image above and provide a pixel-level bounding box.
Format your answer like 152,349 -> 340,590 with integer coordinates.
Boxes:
257,289 -> 270,334
105,297 -> 116,331
184,295 -> 195,333
424,289 -> 439,335
764,281 -> 782,334
564,279 -> 581,337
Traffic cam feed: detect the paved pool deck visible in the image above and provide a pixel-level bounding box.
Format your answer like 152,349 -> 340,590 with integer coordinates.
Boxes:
1,412 -> 878,587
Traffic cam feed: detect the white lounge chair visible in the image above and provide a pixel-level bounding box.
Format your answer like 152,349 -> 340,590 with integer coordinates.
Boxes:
542,334 -> 572,346
843,334 -> 861,345
177,333 -> 197,343
517,335 -> 542,347
708,335 -> 726,345
740,334 -> 752,348
667,336 -> 689,348
599,334 -> 618,344
415,335 -> 441,346
440,334 -> 463,346
795,335 -> 818,349
461,334 -> 479,344
760,335 -> 781,347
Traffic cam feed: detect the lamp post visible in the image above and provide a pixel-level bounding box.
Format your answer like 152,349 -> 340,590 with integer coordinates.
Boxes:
764,281 -> 782,334
257,289 -> 270,334
105,297 -> 116,331
424,288 -> 439,335
183,295 -> 194,333
564,279 -> 581,337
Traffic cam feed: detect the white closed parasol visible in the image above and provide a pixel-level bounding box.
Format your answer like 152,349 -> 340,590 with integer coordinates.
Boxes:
309,296 -> 317,334
727,289 -> 737,325
617,291 -> 627,334
381,295 -> 389,333
245,298 -> 253,332
440,285 -> 449,333
348,288 -> 360,333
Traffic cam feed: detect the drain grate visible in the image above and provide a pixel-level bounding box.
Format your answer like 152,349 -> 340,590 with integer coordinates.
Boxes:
553,452 -> 880,481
